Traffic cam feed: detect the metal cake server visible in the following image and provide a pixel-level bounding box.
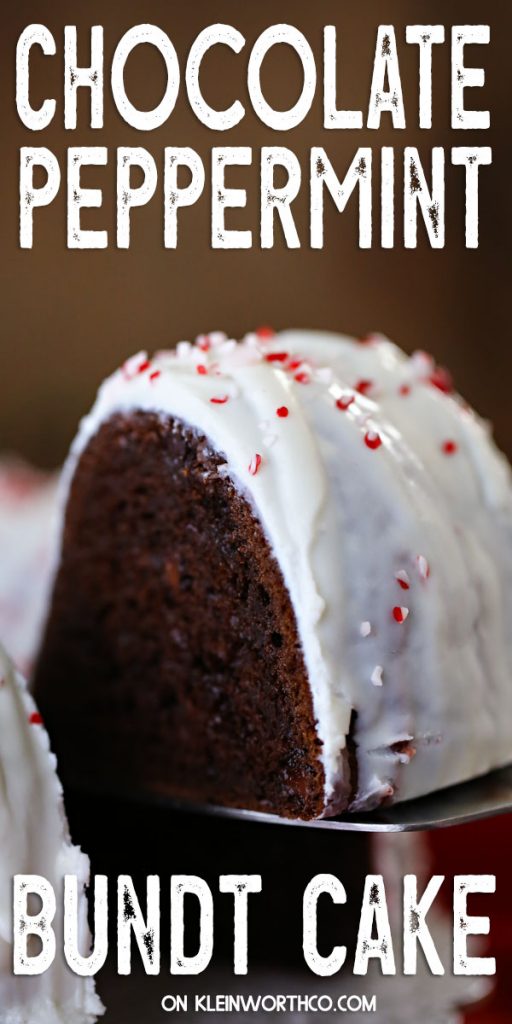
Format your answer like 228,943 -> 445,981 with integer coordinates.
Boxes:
189,764 -> 512,832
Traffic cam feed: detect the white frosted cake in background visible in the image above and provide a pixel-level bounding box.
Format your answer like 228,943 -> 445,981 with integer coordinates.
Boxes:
0,463 -> 57,677
0,642 -> 103,1023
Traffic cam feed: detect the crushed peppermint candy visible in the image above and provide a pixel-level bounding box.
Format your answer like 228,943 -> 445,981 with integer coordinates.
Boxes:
196,334 -> 211,352
294,371 -> 310,384
336,394 -> 355,411
248,453 -> 262,476
355,379 -> 374,396
196,364 -> 208,375
411,350 -> 435,376
364,430 -> 382,450
244,332 -> 259,349
265,351 -> 288,363
276,406 -> 289,418
441,439 -> 458,455
429,366 -> 453,394
371,665 -> 384,687
396,745 -> 417,764
360,621 -> 372,638
210,395 -> 229,404
121,352 -> 150,380
395,570 -> 410,591
398,383 -> 411,397
149,370 -> 161,382
416,555 -> 430,580
176,340 -> 193,358
211,331 -> 228,344
217,339 -> 237,357
392,606 -> 409,624
256,326 -> 275,340
29,711 -> 44,725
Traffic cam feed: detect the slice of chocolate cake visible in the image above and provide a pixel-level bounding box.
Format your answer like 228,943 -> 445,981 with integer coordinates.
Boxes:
34,329 -> 512,819
36,410 -> 329,818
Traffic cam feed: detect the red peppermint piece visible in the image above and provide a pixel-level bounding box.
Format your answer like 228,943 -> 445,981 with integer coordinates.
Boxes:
287,358 -> 303,371
149,370 -> 161,382
336,395 -> 355,411
256,326 -> 275,340
395,570 -> 410,591
121,358 -> 139,381
196,335 -> 211,352
392,606 -> 409,624
137,359 -> 151,375
248,453 -> 262,476
196,364 -> 208,375
265,352 -> 289,363
294,371 -> 310,384
276,406 -> 289,418
429,366 -> 453,394
29,711 -> 44,725
210,395 -> 229,404
355,379 -> 374,396
364,430 -> 382,450
441,439 -> 458,456
399,384 -> 411,397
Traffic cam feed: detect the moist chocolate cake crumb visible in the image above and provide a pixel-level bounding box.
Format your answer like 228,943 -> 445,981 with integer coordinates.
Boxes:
35,411 -> 349,819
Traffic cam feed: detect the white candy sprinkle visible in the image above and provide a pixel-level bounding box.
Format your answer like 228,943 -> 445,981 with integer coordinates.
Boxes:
177,341 -> 193,357
360,621 -> 372,638
410,350 -> 435,376
208,331 -> 228,346
217,339 -> 237,357
416,555 -> 430,580
371,665 -> 384,687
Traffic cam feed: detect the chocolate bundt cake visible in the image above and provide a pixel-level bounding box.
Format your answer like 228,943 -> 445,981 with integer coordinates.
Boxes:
34,329 -> 512,819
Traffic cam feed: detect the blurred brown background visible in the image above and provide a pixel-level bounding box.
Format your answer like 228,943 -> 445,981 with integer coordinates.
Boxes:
0,0 -> 509,467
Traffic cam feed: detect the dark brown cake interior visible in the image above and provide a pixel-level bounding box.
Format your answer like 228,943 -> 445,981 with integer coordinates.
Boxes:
34,411 -> 343,819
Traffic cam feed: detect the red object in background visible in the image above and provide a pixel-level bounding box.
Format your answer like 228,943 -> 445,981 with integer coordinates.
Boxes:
428,816 -> 512,1022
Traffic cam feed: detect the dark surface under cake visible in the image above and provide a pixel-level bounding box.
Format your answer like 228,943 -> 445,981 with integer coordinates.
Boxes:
35,411 -> 351,819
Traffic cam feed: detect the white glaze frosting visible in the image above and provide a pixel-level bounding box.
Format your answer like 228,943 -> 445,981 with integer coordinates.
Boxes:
0,642 -> 103,1022
61,329 -> 512,814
